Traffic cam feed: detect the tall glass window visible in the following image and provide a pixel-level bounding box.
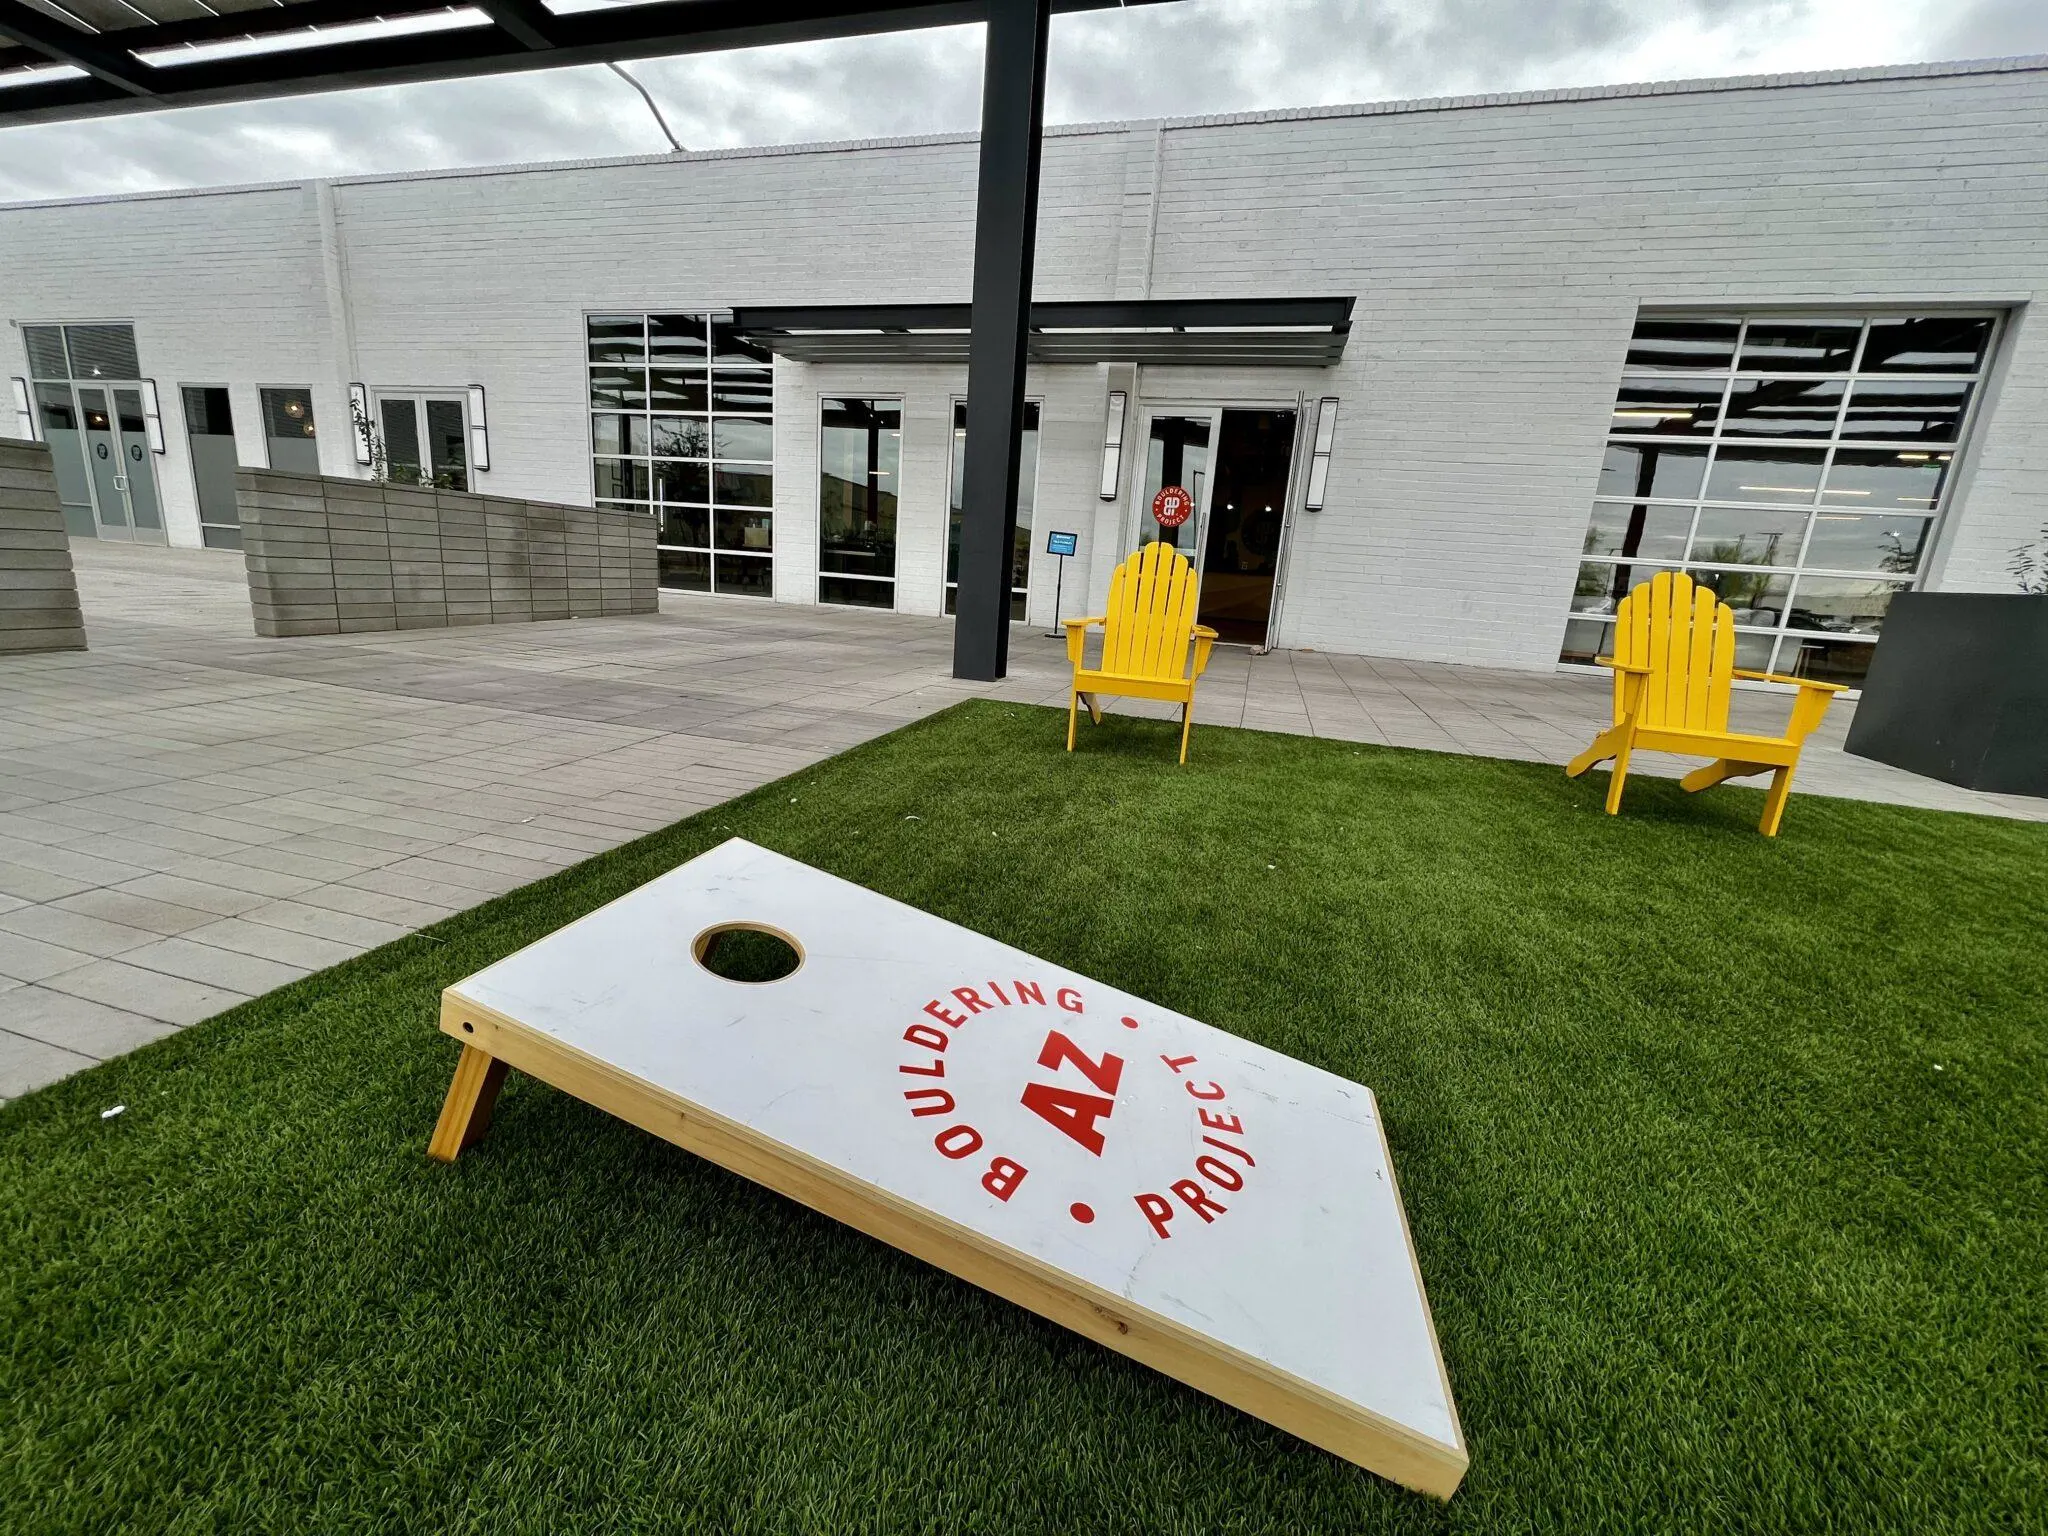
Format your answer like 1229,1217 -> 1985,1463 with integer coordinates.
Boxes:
818,397 -> 901,609
1563,312 -> 1997,687
589,312 -> 774,596
945,399 -> 1040,620
259,387 -> 320,474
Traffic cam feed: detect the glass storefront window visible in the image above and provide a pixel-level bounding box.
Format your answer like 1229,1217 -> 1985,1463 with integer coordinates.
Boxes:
944,399 -> 1041,620
588,312 -> 774,596
1564,310 -> 1997,682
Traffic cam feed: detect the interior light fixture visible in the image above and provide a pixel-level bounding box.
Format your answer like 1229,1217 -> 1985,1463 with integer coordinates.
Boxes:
349,383 -> 372,465
1612,409 -> 1695,421
1305,397 -> 1340,511
140,380 -> 165,453
1098,389 -> 1126,500
466,385 -> 490,472
9,377 -> 34,440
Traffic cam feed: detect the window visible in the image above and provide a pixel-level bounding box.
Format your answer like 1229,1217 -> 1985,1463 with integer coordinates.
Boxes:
1564,311 -> 1996,688
588,312 -> 774,596
818,398 -> 901,609
944,399 -> 1041,620
23,322 -> 141,383
373,392 -> 469,489
260,387 -> 320,475
182,386 -> 243,549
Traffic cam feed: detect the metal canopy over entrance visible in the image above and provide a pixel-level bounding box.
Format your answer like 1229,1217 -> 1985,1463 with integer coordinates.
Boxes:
0,0 -> 1189,681
731,298 -> 1355,367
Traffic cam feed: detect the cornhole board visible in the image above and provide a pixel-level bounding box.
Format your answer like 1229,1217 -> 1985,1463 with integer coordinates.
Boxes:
428,838 -> 1467,1498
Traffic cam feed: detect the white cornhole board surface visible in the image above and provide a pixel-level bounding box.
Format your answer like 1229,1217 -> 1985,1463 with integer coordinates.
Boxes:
437,838 -> 1466,1497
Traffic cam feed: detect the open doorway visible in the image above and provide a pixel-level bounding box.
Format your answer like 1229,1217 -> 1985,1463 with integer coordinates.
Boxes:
1131,406 -> 1299,646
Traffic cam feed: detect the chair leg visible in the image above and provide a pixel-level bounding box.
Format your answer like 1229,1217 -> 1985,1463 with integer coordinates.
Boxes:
428,1044 -> 510,1162
1178,701 -> 1193,764
1566,725 -> 1625,779
1681,758 -> 1769,794
1067,689 -> 1080,752
1759,764 -> 1797,837
1604,738 -> 1633,816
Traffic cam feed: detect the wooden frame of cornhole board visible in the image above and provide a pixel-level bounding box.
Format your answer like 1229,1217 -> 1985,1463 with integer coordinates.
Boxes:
429,839 -> 1467,1498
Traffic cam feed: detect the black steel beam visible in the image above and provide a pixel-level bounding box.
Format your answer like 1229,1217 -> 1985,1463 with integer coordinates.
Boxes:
474,0 -> 557,51
733,297 -> 1356,334
0,0 -> 1175,127
0,0 -> 154,96
950,0 -> 1049,683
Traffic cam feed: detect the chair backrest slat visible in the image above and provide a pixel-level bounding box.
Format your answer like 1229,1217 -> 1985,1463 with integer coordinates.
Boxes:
1102,543 -> 1198,681
1611,571 -> 1735,733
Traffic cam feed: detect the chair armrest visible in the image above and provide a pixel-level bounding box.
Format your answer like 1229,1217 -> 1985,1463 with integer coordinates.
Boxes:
1191,624 -> 1219,680
1732,670 -> 1846,742
1063,615 -> 1104,668
1594,655 -> 1652,674
1731,669 -> 1848,693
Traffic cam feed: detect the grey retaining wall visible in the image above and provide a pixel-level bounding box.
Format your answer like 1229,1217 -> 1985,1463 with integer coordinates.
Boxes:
236,470 -> 658,637
0,438 -> 88,655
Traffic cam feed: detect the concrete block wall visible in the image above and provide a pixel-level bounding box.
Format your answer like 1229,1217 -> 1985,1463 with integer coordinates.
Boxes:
0,438 -> 87,654
236,469 -> 656,637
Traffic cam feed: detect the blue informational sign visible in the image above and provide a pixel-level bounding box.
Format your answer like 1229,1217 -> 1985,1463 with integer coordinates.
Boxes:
1045,530 -> 1079,557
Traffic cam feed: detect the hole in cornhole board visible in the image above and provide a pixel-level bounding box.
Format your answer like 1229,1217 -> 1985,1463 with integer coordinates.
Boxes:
692,923 -> 803,983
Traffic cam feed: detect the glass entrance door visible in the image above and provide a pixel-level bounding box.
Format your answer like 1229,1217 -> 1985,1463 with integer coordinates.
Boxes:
1132,409 -> 1220,572
60,384 -> 165,543
1131,406 -> 1301,647
77,388 -> 128,537
1199,409 -> 1298,646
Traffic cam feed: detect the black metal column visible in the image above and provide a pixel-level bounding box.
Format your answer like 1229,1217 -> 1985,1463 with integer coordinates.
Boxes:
951,0 -> 1051,681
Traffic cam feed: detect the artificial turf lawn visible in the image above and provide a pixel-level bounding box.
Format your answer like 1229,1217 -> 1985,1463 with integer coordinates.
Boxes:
3,700 -> 2044,1534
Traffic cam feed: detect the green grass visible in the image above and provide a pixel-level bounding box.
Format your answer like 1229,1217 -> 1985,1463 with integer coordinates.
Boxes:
4,701 -> 2044,1534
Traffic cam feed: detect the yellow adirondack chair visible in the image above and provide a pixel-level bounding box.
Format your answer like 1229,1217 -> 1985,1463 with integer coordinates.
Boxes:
1064,542 -> 1219,763
1565,571 -> 1846,836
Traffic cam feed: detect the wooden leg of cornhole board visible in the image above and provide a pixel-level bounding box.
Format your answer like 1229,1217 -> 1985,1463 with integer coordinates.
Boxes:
428,1044 -> 510,1162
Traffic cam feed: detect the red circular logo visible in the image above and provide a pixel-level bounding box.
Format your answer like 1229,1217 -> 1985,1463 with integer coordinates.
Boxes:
1151,486 -> 1193,528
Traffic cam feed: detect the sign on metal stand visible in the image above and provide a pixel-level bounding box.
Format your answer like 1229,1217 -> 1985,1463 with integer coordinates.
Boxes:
1044,529 -> 1078,636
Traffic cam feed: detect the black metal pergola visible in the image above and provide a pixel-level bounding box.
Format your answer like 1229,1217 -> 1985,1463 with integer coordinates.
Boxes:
0,0 -> 1179,679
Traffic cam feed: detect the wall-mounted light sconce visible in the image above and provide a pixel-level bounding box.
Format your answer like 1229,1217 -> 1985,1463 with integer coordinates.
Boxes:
9,377 -> 33,441
1305,396 -> 1339,511
466,384 -> 490,472
349,382 -> 372,465
140,380 -> 166,453
1098,388 -> 1126,500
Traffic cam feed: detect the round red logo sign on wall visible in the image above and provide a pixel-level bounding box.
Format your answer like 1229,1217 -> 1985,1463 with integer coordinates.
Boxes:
1152,485 -> 1193,528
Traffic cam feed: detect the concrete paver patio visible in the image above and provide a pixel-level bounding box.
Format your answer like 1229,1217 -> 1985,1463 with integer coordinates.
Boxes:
2,540 -> 2038,1099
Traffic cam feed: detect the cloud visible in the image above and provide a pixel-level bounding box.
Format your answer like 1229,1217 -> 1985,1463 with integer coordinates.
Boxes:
1930,0 -> 2048,60
0,0 -> 2039,203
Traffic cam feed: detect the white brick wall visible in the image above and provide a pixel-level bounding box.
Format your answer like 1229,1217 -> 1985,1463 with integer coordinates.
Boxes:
5,57 -> 2044,669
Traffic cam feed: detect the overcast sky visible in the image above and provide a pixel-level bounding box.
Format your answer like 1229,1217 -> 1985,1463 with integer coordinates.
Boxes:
1,0 -> 2044,203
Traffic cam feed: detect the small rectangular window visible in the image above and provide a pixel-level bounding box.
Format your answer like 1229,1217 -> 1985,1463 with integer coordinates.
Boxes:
23,326 -> 68,380
62,323 -> 141,381
1720,378 -> 1844,439
1623,318 -> 1738,372
1861,316 -> 1991,374
1736,320 -> 1861,373
260,387 -> 320,475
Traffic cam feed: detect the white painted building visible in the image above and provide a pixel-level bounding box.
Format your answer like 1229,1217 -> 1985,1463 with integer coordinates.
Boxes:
6,54 -> 2046,684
